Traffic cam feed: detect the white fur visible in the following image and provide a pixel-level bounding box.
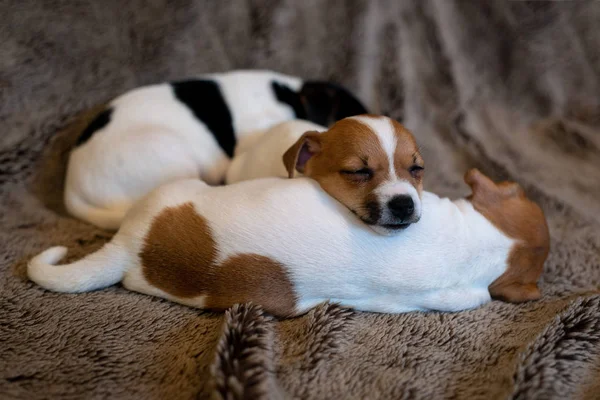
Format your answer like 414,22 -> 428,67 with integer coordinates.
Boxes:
65,70 -> 302,230
350,115 -> 423,222
225,120 -> 326,184
351,115 -> 398,176
30,178 -> 515,315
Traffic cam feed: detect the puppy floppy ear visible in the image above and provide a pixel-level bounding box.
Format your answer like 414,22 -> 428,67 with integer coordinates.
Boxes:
464,168 -> 496,195
282,131 -> 322,178
464,168 -> 491,187
500,182 -> 525,198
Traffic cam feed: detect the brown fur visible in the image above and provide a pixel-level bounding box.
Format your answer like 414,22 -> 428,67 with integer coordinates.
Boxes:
30,103 -> 108,215
283,115 -> 423,224
393,121 -> 424,194
464,169 -> 550,303
139,203 -> 298,317
64,104 -> 110,144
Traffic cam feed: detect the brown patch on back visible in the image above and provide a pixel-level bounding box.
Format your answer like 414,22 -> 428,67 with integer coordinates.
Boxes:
464,169 -> 550,303
139,203 -> 218,297
139,203 -> 298,317
205,254 -> 298,317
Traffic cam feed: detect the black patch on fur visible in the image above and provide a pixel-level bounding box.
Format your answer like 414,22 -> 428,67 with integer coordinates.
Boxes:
271,81 -> 306,119
272,80 -> 368,127
76,107 -> 113,146
299,81 -> 368,126
171,79 -> 236,158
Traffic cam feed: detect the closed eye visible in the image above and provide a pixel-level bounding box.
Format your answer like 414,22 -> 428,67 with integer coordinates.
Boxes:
340,168 -> 373,180
409,165 -> 424,178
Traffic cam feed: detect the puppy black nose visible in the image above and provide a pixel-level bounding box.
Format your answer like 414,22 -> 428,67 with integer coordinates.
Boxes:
387,195 -> 415,220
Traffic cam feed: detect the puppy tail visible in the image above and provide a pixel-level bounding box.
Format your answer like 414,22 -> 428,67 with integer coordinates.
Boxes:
28,243 -> 129,293
65,193 -> 129,231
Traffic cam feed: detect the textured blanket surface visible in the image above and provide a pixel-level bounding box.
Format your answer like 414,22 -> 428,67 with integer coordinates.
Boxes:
2,1 -> 600,399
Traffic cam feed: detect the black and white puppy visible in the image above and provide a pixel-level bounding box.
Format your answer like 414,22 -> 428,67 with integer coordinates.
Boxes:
64,70 -> 367,230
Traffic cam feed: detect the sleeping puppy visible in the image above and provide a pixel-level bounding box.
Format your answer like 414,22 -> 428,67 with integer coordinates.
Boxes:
28,169 -> 550,318
228,115 -> 424,235
281,115 -> 425,235
64,70 -> 367,230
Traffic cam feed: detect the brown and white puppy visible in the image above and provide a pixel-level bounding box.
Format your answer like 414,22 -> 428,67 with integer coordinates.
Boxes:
27,169 -> 550,318
283,115 -> 424,235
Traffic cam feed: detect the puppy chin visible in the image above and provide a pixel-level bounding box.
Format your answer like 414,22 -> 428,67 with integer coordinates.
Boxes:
366,211 -> 422,236
367,223 -> 412,236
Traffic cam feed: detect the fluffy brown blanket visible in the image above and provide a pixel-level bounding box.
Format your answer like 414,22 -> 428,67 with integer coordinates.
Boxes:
2,1 -> 600,399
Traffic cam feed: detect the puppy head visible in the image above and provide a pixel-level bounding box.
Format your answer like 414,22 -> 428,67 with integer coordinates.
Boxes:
298,81 -> 368,127
283,115 -> 424,235
464,168 -> 550,303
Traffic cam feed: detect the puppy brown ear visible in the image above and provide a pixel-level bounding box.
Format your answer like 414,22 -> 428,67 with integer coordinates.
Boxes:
464,168 -> 496,193
489,282 -> 541,303
464,168 -> 486,187
501,182 -> 525,198
282,131 -> 322,178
